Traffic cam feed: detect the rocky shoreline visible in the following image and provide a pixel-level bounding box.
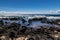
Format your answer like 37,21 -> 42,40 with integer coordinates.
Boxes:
0,16 -> 60,40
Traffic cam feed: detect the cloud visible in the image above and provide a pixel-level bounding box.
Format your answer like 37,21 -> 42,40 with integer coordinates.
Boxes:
56,10 -> 60,13
0,10 -> 60,16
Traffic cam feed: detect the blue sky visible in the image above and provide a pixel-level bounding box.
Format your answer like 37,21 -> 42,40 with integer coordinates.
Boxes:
0,0 -> 60,11
0,0 -> 60,15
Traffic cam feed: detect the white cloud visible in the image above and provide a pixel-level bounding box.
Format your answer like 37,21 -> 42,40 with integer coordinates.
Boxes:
0,10 -> 60,16
56,10 -> 60,13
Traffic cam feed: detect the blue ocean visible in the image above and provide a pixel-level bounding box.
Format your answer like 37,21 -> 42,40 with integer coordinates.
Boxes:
23,14 -> 60,17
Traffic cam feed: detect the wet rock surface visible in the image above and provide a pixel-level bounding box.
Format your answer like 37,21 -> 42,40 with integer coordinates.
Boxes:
0,16 -> 60,40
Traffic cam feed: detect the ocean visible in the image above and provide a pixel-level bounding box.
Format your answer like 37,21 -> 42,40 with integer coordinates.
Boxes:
21,14 -> 60,17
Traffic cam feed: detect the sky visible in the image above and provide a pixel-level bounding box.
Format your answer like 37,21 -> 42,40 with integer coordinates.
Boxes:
0,0 -> 60,15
